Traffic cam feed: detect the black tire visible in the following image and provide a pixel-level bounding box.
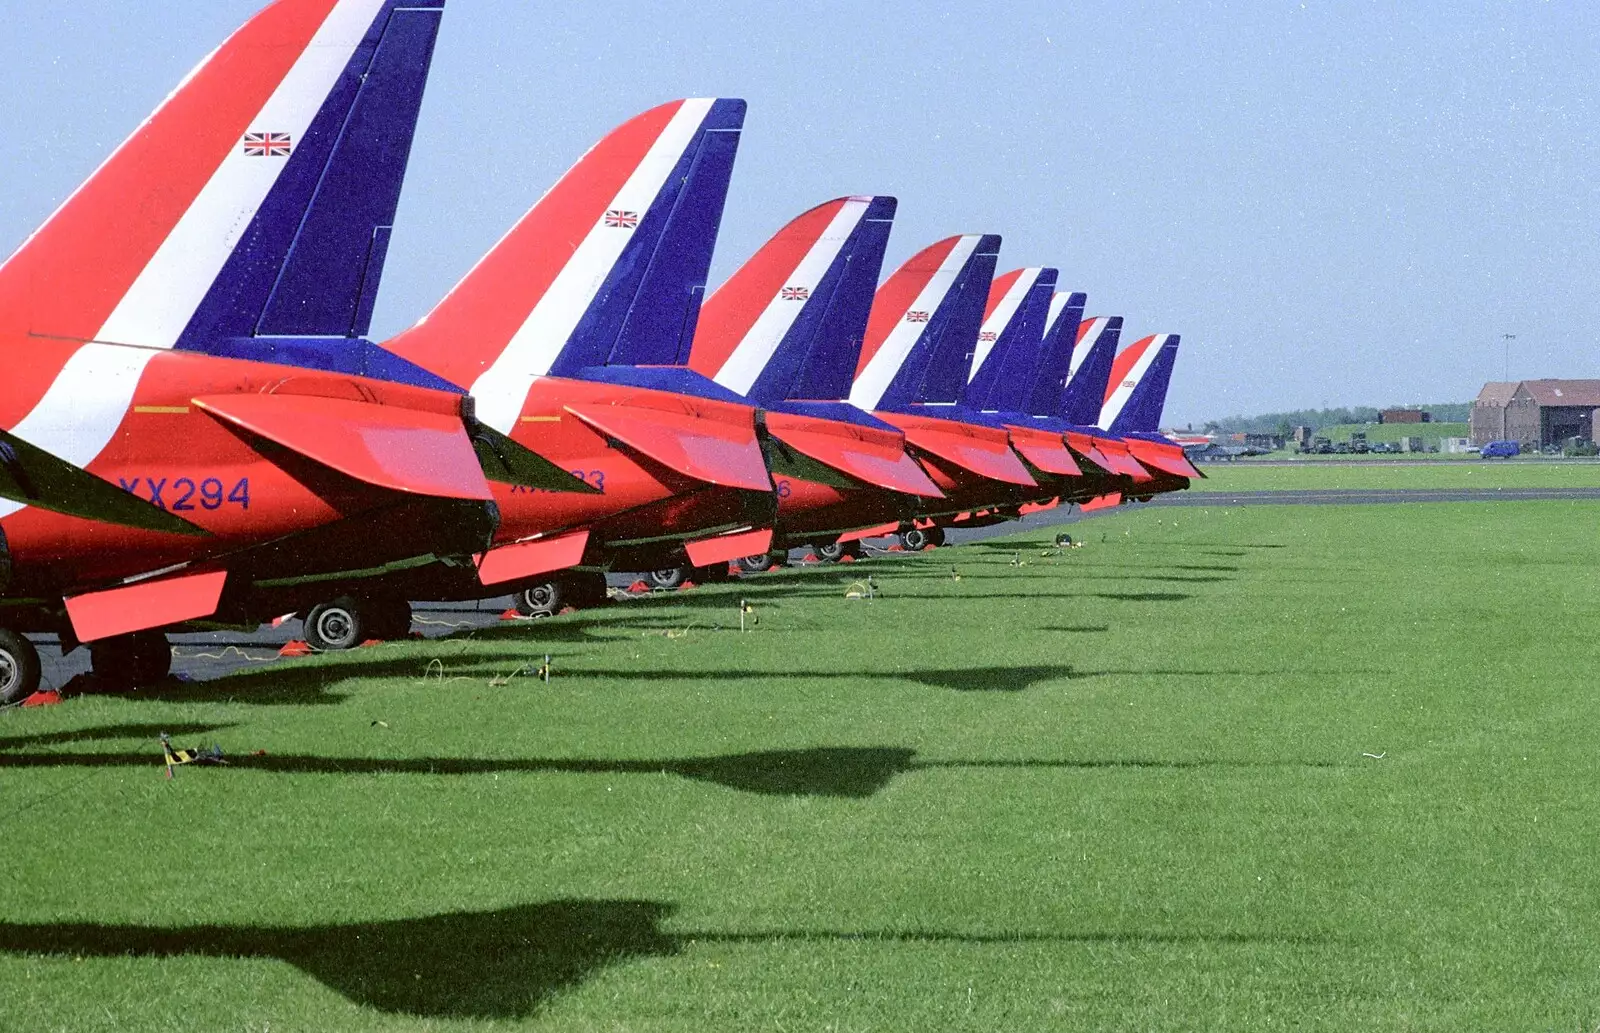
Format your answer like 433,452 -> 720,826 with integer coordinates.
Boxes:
305,596 -> 366,651
898,527 -> 929,551
925,525 -> 946,548
0,628 -> 41,705
516,580 -> 564,618
736,553 -> 775,575
648,566 -> 687,590
815,542 -> 845,562
88,630 -> 169,690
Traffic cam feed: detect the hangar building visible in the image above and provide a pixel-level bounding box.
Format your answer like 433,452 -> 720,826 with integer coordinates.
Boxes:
1471,380 -> 1600,447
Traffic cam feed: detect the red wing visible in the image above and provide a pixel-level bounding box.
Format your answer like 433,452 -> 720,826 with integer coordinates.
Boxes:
65,569 -> 228,642
476,530 -> 590,587
684,528 -> 773,567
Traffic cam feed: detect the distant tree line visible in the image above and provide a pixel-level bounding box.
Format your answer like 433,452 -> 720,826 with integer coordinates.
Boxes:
1201,402 -> 1470,435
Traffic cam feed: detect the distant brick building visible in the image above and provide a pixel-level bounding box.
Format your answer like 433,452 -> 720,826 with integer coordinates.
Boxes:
1471,380 -> 1600,447
1378,408 -> 1430,424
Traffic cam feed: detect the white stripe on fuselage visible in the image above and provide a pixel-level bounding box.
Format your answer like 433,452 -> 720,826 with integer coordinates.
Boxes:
1098,334 -> 1168,430
1066,317 -> 1108,384
712,198 -> 870,396
0,0 -> 386,520
470,99 -> 716,434
966,268 -> 1039,383
848,234 -> 983,412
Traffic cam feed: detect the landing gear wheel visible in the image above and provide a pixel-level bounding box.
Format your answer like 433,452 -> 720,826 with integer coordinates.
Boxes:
899,525 -> 946,551
305,596 -> 366,652
648,566 -> 687,590
88,630 -> 170,690
516,580 -> 564,618
736,553 -> 780,575
366,597 -> 413,641
0,629 -> 41,704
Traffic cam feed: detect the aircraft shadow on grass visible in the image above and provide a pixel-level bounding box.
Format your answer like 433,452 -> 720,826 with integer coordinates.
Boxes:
0,897 -> 1331,1020
896,571 -> 1234,584
0,722 -> 229,752
548,663 -> 1079,692
93,648 -> 596,706
849,590 -> 1195,603
0,743 -> 1339,800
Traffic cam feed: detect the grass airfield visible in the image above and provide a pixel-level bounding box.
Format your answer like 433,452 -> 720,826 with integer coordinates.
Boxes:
1194,457 -> 1600,492
2,499 -> 1598,1030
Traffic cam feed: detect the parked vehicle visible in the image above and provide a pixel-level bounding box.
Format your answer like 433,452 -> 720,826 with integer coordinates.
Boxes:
1480,440 -> 1520,459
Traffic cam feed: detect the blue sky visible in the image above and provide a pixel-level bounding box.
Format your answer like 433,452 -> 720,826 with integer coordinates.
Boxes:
5,1 -> 1597,425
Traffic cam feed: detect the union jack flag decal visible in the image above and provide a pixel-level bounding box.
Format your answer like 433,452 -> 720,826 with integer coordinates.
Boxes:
242,131 -> 292,157
978,331 -> 998,342
905,310 -> 930,323
781,286 -> 810,301
604,210 -> 639,229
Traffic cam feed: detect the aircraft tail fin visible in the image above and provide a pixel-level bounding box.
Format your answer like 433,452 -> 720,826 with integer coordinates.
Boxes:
0,0 -> 442,357
849,233 -> 1001,411
385,98 -> 746,433
1059,316 -> 1121,425
1102,334 -> 1181,433
692,196 -> 896,405
1023,291 -> 1086,417
965,267 -> 1058,411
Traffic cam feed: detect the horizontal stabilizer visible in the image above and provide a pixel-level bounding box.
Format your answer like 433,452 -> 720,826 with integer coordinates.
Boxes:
193,393 -> 492,500
764,412 -> 942,497
471,423 -> 599,493
1124,438 -> 1201,479
1064,431 -> 1118,476
1093,437 -> 1155,482
65,569 -> 228,642
0,428 -> 208,536
879,414 -> 1036,486
1005,425 -> 1082,477
564,403 -> 771,492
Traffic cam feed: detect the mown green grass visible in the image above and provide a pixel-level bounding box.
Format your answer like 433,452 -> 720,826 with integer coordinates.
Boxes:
1193,459 -> 1600,492
2,501 -> 1599,1031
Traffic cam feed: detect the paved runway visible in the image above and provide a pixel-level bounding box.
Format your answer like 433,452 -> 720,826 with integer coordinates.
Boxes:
22,484 -> 1600,693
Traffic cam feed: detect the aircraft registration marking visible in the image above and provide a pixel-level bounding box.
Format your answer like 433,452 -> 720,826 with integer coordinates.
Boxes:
118,476 -> 250,511
507,469 -> 605,494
